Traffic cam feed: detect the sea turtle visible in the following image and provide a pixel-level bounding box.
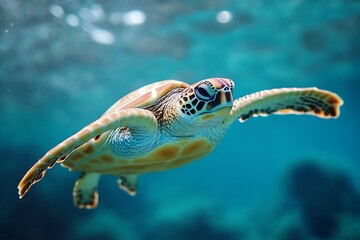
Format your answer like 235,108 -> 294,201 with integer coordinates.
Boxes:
18,78 -> 343,209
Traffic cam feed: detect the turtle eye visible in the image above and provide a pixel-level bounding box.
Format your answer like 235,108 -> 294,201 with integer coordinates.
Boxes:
195,84 -> 214,101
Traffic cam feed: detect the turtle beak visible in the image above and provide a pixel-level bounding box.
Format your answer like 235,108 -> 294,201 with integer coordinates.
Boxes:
211,92 -> 232,117
206,90 -> 233,111
220,91 -> 233,107
211,78 -> 234,104
224,91 -> 233,104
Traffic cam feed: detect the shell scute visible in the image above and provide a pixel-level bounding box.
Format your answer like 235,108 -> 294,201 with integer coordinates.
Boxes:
181,138 -> 212,156
149,144 -> 180,161
104,80 -> 189,115
82,144 -> 96,155
100,154 -> 115,163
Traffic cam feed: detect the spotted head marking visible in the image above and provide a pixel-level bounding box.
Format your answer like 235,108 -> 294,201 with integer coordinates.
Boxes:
178,78 -> 234,117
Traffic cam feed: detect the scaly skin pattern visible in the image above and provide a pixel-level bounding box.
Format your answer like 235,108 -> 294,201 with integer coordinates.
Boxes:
18,78 -> 343,208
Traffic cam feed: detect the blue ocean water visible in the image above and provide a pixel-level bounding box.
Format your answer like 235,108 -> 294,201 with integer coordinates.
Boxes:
1,1 -> 359,239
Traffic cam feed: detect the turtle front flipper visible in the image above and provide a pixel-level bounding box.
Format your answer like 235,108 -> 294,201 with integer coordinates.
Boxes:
227,87 -> 343,123
73,172 -> 100,209
18,108 -> 158,199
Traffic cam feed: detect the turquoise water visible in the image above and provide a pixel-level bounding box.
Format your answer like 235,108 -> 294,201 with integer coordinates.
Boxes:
1,1 -> 359,239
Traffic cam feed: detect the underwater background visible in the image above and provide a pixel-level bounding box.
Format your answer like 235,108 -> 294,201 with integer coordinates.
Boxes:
1,0 -> 359,239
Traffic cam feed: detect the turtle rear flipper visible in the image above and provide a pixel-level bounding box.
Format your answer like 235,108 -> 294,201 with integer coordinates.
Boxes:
18,108 -> 158,199
73,172 -> 100,209
118,175 -> 138,196
228,87 -> 343,123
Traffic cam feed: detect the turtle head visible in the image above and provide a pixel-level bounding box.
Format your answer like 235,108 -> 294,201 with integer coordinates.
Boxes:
178,78 -> 234,125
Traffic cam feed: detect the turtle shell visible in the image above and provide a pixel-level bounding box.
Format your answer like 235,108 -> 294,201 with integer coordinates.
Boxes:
61,80 -> 189,171
104,80 -> 189,115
